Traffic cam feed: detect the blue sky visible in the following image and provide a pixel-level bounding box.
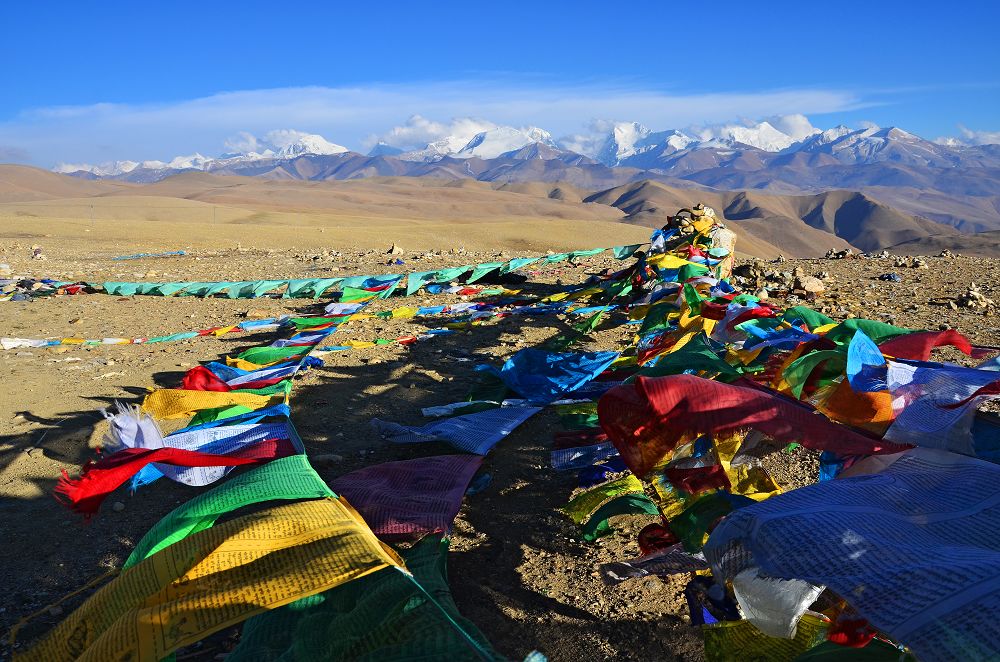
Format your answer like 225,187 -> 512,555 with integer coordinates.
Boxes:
1,0 -> 998,166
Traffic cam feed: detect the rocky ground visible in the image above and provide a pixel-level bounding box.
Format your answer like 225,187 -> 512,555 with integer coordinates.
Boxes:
2,239 -> 999,661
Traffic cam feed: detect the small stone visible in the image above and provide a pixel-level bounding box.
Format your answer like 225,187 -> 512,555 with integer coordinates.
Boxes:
387,244 -> 404,255
112,501 -> 126,512
312,454 -> 343,466
794,275 -> 825,295
68,317 -> 83,325
48,605 -> 64,617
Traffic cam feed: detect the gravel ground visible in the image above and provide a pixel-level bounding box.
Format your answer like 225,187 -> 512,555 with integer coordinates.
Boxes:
2,245 -> 998,661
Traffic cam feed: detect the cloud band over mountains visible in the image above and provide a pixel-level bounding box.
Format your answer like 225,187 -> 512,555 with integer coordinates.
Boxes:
0,81 -> 870,167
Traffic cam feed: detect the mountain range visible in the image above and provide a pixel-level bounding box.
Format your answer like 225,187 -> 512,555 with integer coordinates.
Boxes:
53,119 -> 1000,236
4,162 -> 992,259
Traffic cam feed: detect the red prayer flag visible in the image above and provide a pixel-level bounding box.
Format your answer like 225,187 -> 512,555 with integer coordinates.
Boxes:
54,439 -> 295,518
598,375 -> 909,477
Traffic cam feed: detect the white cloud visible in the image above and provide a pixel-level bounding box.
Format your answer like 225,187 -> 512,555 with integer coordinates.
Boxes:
260,129 -> 309,149
764,114 -> 820,141
556,119 -> 620,158
223,130 -> 261,154
366,115 -> 498,151
0,82 -> 866,166
935,124 -> 1000,146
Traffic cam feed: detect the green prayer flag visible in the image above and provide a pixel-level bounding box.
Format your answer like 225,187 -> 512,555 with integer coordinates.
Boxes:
823,318 -> 912,346
125,455 -> 333,567
467,262 -> 505,284
236,345 -> 310,365
613,244 -> 643,259
670,492 -> 736,552
229,535 -> 500,661
581,494 -> 660,541
783,349 -> 846,399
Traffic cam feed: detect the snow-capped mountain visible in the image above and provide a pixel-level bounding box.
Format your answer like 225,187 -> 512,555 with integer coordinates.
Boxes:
271,134 -> 347,159
54,133 -> 346,178
52,119 -> 1000,189
591,122 -> 695,166
686,120 -> 807,153
395,125 -> 556,161
54,159 -> 140,177
455,126 -> 554,159
793,126 -> 960,167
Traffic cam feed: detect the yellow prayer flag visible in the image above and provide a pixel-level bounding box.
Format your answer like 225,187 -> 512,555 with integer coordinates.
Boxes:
17,498 -> 402,662
561,475 -> 644,524
142,389 -> 283,419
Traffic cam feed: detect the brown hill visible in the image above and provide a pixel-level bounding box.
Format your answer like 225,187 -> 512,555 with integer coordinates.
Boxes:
585,181 -> 959,256
0,166 -> 976,259
0,164 -> 131,202
119,173 -> 625,222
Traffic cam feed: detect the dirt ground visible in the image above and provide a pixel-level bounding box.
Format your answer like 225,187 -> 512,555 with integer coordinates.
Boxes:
2,228 -> 999,661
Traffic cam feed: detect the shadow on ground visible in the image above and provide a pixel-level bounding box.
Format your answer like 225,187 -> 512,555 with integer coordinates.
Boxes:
1,277 -> 702,660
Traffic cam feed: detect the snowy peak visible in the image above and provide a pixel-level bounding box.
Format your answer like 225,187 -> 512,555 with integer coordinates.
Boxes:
54,131 -> 350,178
272,133 -> 348,158
696,121 -> 797,152
50,117 -> 995,183
54,160 -> 139,177
588,122 -> 695,166
795,125 -> 957,166
399,134 -> 475,162
498,142 -> 584,162
456,126 -> 555,159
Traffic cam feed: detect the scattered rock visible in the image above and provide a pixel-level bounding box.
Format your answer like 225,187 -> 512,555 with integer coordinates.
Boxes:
956,283 -> 995,309
878,273 -> 902,282
794,275 -> 825,295
825,248 -> 855,260
48,605 -> 64,617
387,244 -> 404,255
111,501 -> 126,512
